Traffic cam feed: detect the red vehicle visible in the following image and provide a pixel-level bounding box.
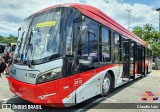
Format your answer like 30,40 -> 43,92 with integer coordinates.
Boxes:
8,3 -> 152,107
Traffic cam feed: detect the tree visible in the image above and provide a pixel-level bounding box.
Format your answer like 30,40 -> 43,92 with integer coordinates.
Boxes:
132,24 -> 160,56
0,35 -> 4,42
0,34 -> 17,43
132,26 -> 144,38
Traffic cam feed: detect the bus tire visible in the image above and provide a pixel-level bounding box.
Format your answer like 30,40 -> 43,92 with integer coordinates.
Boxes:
101,73 -> 112,96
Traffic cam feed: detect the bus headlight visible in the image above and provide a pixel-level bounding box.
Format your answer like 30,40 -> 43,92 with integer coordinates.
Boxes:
36,67 -> 62,84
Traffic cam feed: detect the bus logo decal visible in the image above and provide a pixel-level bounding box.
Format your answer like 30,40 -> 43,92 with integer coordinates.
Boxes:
74,78 -> 82,86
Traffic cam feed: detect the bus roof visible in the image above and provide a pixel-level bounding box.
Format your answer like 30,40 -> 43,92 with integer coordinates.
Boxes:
30,3 -> 148,48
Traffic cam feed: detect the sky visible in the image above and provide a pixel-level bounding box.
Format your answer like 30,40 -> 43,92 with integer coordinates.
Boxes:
0,0 -> 159,37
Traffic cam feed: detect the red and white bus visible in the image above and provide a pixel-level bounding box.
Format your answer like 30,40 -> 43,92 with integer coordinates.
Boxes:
8,3 -> 152,107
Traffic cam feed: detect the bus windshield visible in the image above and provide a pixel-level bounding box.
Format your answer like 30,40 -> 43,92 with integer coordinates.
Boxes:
14,7 -> 80,65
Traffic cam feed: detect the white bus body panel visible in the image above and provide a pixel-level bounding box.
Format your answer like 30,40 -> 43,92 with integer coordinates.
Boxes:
64,65 -> 124,104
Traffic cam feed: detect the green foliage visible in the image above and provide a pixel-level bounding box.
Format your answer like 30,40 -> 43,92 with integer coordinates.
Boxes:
0,34 -> 17,43
132,26 -> 144,38
0,35 -> 4,42
132,24 -> 160,56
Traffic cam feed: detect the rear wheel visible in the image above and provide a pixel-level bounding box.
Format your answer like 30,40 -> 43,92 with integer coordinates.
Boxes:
101,73 -> 112,96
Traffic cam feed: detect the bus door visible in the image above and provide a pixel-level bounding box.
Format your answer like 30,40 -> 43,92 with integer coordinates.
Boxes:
122,38 -> 130,81
137,45 -> 142,74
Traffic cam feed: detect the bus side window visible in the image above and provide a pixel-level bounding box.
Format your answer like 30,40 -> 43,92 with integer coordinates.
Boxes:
81,17 -> 99,61
113,33 -> 122,63
99,26 -> 111,62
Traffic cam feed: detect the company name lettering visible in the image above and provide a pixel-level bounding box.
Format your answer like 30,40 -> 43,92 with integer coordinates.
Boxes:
12,104 -> 42,110
137,104 -> 158,109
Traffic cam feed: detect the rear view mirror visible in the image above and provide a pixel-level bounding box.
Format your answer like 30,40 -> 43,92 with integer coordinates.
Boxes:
18,27 -> 21,38
18,27 -> 21,31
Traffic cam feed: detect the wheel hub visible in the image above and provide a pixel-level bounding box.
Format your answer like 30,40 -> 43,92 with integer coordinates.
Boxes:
103,77 -> 110,92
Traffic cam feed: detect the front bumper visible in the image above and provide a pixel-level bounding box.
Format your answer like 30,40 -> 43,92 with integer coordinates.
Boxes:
7,76 -> 64,107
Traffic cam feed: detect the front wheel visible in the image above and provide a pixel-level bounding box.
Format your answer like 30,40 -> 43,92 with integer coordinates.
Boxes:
101,73 -> 112,96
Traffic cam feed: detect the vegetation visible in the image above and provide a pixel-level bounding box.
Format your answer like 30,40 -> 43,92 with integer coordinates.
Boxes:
132,24 -> 160,57
0,34 -> 17,43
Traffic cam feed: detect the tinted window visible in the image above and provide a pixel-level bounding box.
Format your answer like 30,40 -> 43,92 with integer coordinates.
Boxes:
80,17 -> 99,61
99,26 -> 111,62
114,33 -> 122,63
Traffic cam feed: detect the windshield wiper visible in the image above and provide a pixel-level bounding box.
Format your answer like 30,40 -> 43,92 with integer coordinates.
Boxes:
48,53 -> 60,60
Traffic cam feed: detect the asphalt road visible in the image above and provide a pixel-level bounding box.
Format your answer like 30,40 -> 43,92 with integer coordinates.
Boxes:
0,70 -> 160,112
